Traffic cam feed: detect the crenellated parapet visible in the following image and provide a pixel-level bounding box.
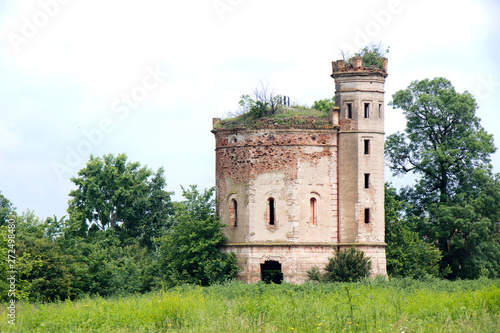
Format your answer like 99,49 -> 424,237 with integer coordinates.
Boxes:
331,56 -> 388,78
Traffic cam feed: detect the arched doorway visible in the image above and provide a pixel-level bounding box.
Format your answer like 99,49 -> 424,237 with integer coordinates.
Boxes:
260,260 -> 283,284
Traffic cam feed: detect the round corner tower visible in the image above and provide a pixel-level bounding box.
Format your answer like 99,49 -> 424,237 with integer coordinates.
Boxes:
212,56 -> 387,283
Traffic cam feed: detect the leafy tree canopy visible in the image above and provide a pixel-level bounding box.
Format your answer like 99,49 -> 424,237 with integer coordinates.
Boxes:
386,77 -> 496,206
68,153 -> 173,249
311,96 -> 335,113
386,78 -> 500,279
0,191 -> 15,226
159,186 -> 238,286
385,183 -> 442,279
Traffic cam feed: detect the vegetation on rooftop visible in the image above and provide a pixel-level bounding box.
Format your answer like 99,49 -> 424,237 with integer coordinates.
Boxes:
342,42 -> 390,70
217,81 -> 334,130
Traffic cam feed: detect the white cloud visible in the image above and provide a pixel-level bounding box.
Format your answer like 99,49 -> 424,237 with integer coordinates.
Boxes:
0,0 -> 499,217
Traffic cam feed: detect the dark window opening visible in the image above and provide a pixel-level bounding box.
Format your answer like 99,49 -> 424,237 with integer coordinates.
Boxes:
364,139 -> 370,155
347,103 -> 353,119
364,174 -> 370,189
364,103 -> 370,118
269,198 -> 275,225
261,260 -> 283,284
230,199 -> 238,227
379,104 -> 382,118
310,197 -> 317,226
365,208 -> 370,224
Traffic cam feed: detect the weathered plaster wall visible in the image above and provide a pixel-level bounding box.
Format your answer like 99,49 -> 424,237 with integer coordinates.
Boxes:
220,244 -> 335,284
213,129 -> 339,245
334,65 -> 387,247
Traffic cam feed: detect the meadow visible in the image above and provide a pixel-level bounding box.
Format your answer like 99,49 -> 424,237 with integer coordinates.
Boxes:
1,277 -> 499,332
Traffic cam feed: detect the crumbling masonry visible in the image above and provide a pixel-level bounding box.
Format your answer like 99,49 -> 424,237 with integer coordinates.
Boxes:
212,56 -> 388,283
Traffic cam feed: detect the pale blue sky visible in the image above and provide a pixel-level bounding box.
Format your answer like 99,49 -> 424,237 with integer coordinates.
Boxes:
0,0 -> 499,219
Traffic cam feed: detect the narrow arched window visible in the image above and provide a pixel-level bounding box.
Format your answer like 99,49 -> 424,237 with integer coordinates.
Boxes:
230,199 -> 238,227
268,198 -> 275,226
310,198 -> 317,226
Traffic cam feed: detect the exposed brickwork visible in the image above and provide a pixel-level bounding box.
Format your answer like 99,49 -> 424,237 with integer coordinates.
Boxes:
339,119 -> 355,131
214,130 -> 335,185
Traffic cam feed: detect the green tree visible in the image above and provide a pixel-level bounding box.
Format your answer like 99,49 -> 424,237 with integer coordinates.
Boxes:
386,78 -> 500,279
8,211 -> 62,302
311,96 -> 335,113
0,191 -> 15,226
68,153 -> 173,248
386,78 -> 496,206
385,184 -> 442,279
159,186 -> 238,286
22,237 -> 73,301
0,225 -> 41,302
427,200 -> 500,279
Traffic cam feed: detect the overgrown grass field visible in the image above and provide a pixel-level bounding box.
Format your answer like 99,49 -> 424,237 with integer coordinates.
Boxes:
2,278 -> 499,332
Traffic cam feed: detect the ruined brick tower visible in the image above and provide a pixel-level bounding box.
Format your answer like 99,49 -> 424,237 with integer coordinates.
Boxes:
212,56 -> 388,283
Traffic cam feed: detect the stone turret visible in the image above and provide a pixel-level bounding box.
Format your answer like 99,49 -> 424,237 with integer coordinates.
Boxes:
332,56 -> 388,275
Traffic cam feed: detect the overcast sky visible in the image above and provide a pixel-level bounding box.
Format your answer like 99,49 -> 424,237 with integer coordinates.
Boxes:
0,0 -> 499,219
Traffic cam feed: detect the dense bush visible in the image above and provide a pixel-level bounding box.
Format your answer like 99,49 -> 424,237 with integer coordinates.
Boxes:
308,247 -> 371,283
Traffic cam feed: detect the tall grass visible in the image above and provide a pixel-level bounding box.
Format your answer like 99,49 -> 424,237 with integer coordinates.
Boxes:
1,278 -> 499,332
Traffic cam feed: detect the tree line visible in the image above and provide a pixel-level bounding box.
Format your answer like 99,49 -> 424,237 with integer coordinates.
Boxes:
384,77 -> 500,280
0,154 -> 238,302
1,76 -> 499,302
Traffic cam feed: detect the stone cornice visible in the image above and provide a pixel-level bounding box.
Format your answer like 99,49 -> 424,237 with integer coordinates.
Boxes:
222,242 -> 387,247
